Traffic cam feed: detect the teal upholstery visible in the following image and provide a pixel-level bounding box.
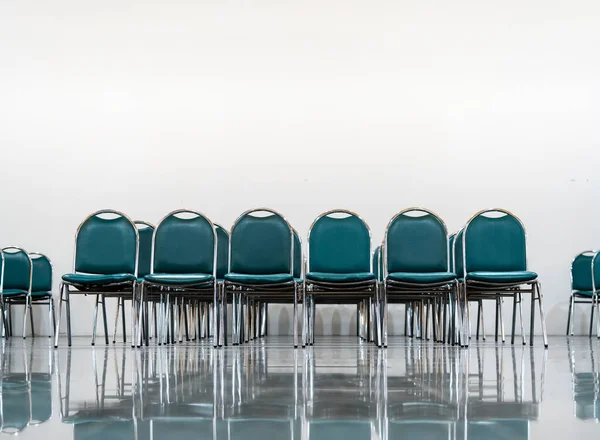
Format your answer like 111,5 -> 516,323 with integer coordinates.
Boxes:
30,374 -> 52,424
309,213 -> 370,274
153,420 -> 214,440
62,273 -> 136,285
386,211 -> 448,273
306,272 -> 375,283
464,213 -> 526,273
1,288 -> 28,296
1,248 -> 31,294
571,252 -> 600,292
388,272 -> 456,284
135,223 -> 154,279
145,273 -> 214,285
225,273 -> 294,284
229,211 -> 292,276
73,421 -> 150,440
293,230 -> 302,278
216,225 -> 230,280
153,212 -> 215,275
31,254 -> 52,295
230,420 -> 293,440
74,214 -> 137,275
466,271 -> 537,284
573,290 -> 594,297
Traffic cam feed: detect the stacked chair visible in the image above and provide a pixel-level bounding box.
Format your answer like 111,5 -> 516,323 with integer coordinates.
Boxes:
1,247 -> 55,339
566,250 -> 600,337
224,209 -> 299,347
379,208 -> 457,348
304,209 -> 378,347
451,208 -> 548,348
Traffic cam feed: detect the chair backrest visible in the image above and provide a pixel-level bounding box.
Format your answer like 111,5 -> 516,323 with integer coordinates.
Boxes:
152,210 -> 216,275
215,224 -> 230,280
229,208 -> 293,275
373,246 -> 383,281
463,209 -> 527,274
135,221 -> 155,279
448,233 -> 456,272
308,210 -> 371,274
571,251 -> 600,292
384,208 -> 448,276
1,247 -> 32,293
74,210 -> 138,276
30,253 -> 52,293
293,229 -> 302,278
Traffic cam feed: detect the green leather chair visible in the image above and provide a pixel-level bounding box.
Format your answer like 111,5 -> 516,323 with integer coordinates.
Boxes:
55,209 -> 139,348
24,253 -> 55,339
566,251 -> 600,337
382,208 -> 456,347
112,221 -> 154,345
224,208 -> 298,347
0,247 -> 33,339
139,209 -> 217,347
460,209 -> 547,348
305,209 -> 376,347
210,223 -> 229,345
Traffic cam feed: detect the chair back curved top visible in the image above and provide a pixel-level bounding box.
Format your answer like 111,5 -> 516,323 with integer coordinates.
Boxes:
308,210 -> 371,274
576,251 -> 600,292
152,210 -> 216,276
74,210 -> 138,276
215,224 -> 230,280
1,247 -> 32,294
384,208 -> 448,276
229,208 -> 293,275
373,246 -> 382,281
293,229 -> 302,278
30,253 -> 52,293
135,221 -> 155,279
448,233 -> 456,273
463,209 -> 527,274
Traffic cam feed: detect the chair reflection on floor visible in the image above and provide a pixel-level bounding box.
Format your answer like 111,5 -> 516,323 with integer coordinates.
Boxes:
568,339 -> 599,421
303,345 -> 384,440
225,345 -> 301,439
461,346 -> 546,440
0,340 -> 53,434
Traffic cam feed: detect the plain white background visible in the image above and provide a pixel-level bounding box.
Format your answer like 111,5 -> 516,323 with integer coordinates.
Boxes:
1,0 -> 600,337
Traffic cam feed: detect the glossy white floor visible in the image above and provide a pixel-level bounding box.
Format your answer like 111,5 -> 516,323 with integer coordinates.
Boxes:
0,336 -> 599,439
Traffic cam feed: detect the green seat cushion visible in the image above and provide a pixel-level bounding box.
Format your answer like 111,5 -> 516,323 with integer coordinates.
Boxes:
1,289 -> 28,296
573,290 -> 595,297
224,273 -> 294,285
466,271 -> 537,284
387,272 -> 456,284
294,277 -> 304,284
31,290 -> 52,297
306,272 -> 375,283
144,273 -> 214,285
62,273 -> 136,285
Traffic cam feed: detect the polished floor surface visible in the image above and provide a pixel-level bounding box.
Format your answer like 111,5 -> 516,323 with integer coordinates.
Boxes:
0,336 -> 599,439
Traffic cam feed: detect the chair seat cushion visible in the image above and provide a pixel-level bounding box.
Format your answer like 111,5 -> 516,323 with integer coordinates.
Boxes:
62,273 -> 136,285
466,271 -> 538,284
573,290 -> 595,297
144,273 -> 214,285
306,272 -> 375,283
31,290 -> 52,297
2,289 -> 28,296
387,272 -> 456,284
224,273 -> 294,285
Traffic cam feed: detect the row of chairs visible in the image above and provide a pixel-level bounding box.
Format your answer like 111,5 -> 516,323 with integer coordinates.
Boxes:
567,251 -> 600,337
50,207 -> 548,349
0,248 -> 55,338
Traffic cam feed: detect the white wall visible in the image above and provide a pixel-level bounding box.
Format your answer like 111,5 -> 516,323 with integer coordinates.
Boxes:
1,0 -> 600,337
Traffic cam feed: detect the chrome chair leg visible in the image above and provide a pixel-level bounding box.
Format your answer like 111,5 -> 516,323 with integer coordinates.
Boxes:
518,292 -> 526,345
293,282 -> 299,348
536,282 -> 549,348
